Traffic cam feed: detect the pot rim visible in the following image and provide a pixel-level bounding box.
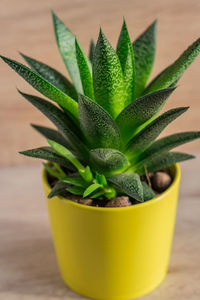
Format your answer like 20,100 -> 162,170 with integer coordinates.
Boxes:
42,163 -> 181,212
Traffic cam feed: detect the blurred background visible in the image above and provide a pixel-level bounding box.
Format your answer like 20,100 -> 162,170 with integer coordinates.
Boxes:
1,0 -> 200,166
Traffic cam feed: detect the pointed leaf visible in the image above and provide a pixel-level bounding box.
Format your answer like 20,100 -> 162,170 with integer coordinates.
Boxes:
116,19 -> 135,105
62,176 -> 88,187
108,172 -> 143,201
144,38 -> 200,94
78,94 -> 121,149
19,91 -> 89,159
93,29 -> 125,118
83,183 -> 103,198
133,20 -> 157,98
90,148 -> 130,175
142,182 -> 156,201
43,162 -> 65,179
125,107 -> 188,159
116,87 -> 175,143
20,53 -> 78,100
19,147 -> 75,169
0,56 -> 78,119
48,181 -> 70,198
135,131 -> 200,170
89,39 -> 95,62
75,39 -> 94,99
51,10 -> 83,93
66,186 -> 85,195
31,124 -> 73,150
136,151 -> 195,175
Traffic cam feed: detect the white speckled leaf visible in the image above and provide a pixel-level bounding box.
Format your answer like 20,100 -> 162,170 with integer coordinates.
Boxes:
75,39 -> 94,100
117,19 -> 135,106
0,56 -> 78,119
52,10 -> 83,93
90,148 -> 130,175
79,94 -> 121,149
108,172 -> 143,201
20,52 -> 78,100
144,38 -> 200,94
125,107 -> 188,159
116,87 -> 175,143
93,29 -> 125,118
133,20 -> 157,98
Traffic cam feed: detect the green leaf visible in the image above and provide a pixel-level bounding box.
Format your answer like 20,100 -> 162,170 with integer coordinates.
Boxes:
66,186 -> 85,195
144,38 -> 200,94
133,20 -> 157,98
90,190 -> 105,199
142,182 -> 155,201
90,148 -> 130,175
19,91 -> 89,160
89,39 -> 95,62
95,173 -> 107,186
75,39 -> 94,99
78,94 -> 121,149
48,181 -> 70,198
125,107 -> 188,160
108,172 -> 143,201
47,139 -> 85,172
19,146 -> 75,169
20,52 -> 78,100
136,152 -> 195,175
51,10 -> 83,93
116,19 -> 135,105
134,131 -> 200,170
83,183 -> 103,198
43,162 -> 65,179
0,56 -> 78,119
116,87 -> 175,143
62,176 -> 88,187
31,124 -> 73,150
93,29 -> 125,118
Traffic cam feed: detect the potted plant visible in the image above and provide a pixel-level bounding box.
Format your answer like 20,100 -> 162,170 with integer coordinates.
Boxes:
1,11 -> 200,300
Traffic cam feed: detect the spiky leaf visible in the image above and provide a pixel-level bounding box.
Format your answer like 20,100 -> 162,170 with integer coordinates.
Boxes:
43,162 -> 65,179
0,56 -> 78,119
31,124 -> 73,150
90,148 -> 130,175
19,147 -> 75,169
20,53 -> 78,100
48,181 -> 70,198
19,91 -> 88,159
117,19 -> 135,105
136,152 -> 195,175
51,10 -> 83,93
83,183 -> 102,197
133,20 -> 157,98
78,94 -> 121,149
75,39 -> 94,99
62,176 -> 88,187
108,172 -> 143,201
144,38 -> 200,94
93,29 -> 125,118
116,87 -> 175,143
66,186 -> 85,195
89,39 -> 95,62
135,131 -> 200,169
125,107 -> 188,159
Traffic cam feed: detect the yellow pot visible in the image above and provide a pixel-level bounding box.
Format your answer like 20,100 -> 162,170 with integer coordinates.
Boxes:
42,163 -> 181,300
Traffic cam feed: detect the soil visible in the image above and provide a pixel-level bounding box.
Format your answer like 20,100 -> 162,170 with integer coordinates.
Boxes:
47,168 -> 173,208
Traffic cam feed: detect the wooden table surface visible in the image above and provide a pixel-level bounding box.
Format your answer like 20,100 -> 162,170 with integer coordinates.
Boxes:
0,157 -> 200,300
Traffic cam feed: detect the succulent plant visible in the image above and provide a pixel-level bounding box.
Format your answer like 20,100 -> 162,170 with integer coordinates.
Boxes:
1,11 -> 200,203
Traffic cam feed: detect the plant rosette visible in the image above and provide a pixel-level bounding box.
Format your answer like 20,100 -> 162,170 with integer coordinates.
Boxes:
1,11 -> 200,300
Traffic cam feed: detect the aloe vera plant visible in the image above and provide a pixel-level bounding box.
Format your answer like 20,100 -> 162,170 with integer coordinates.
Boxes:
1,12 -> 200,203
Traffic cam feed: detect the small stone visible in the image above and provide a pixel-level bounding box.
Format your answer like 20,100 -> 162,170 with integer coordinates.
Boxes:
79,198 -> 93,206
152,171 -> 172,192
105,196 -> 131,207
